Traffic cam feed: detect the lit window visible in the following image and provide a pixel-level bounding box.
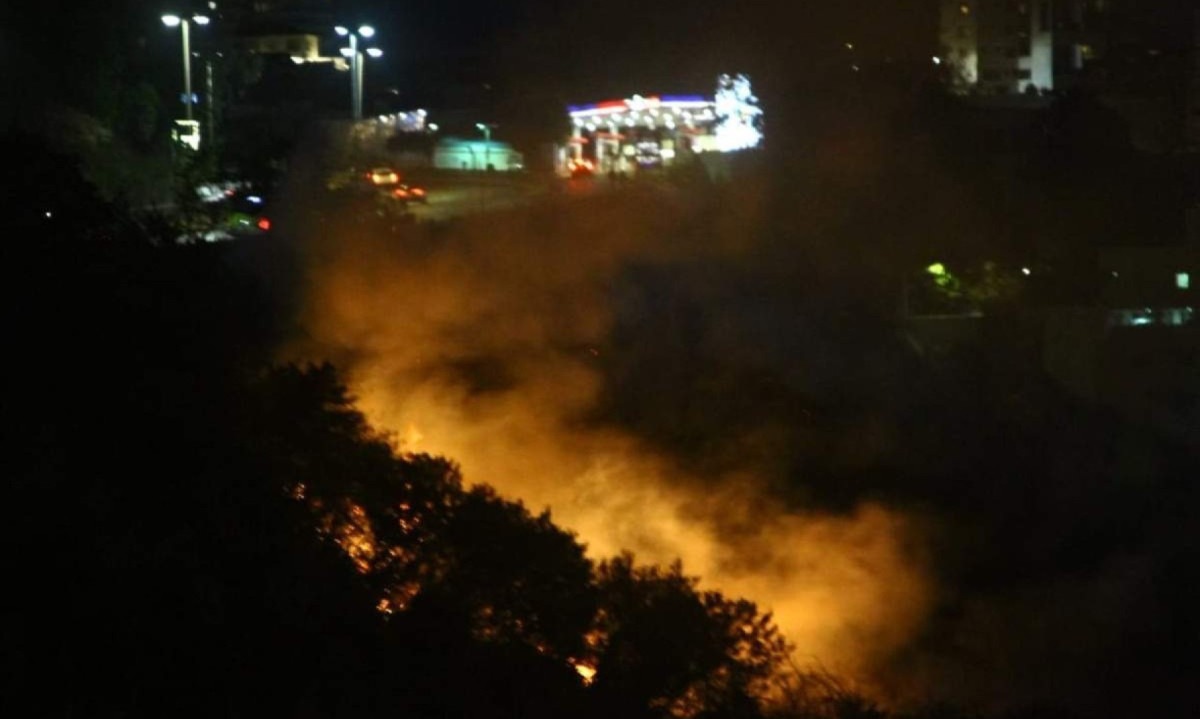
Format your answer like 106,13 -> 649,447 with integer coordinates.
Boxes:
1177,272 -> 1190,290
960,4 -> 970,15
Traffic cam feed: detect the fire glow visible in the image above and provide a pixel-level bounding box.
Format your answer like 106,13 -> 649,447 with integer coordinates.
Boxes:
287,183 -> 931,695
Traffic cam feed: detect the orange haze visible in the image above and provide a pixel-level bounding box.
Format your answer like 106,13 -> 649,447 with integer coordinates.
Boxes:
285,185 -> 931,691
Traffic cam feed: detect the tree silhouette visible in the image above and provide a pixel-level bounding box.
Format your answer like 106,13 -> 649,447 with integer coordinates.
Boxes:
588,554 -> 790,719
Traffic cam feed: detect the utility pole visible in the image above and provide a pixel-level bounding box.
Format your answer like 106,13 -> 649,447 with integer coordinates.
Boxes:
336,25 -> 381,122
205,59 -> 215,148
181,19 -> 193,120
162,13 -> 210,148
349,33 -> 360,121
475,122 -> 497,169
474,124 -> 497,212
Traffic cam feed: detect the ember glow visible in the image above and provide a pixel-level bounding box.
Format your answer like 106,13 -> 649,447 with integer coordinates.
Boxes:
573,662 -> 598,685
287,189 -> 932,692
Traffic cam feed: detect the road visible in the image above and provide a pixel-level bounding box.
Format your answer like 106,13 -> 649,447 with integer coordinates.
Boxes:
401,171 -> 596,222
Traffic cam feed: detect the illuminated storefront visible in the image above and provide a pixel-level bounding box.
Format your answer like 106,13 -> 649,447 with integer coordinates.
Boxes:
566,95 -> 715,174
563,74 -> 763,176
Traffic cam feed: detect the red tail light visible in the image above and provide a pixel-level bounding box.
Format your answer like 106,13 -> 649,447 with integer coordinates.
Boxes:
257,217 -> 271,231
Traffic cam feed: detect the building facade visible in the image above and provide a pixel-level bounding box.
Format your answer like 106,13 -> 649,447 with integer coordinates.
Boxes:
940,0 -> 1056,95
566,95 -> 718,174
562,74 -> 764,176
434,138 -> 524,172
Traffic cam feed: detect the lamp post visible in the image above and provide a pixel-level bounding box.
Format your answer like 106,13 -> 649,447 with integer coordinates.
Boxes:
162,13 -> 210,122
335,25 -> 381,121
476,122 -> 497,170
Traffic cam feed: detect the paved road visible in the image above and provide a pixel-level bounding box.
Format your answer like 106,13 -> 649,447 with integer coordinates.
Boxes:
401,171 -> 602,222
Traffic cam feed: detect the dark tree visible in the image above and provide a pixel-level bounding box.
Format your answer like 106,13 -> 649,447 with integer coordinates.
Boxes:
589,554 -> 790,719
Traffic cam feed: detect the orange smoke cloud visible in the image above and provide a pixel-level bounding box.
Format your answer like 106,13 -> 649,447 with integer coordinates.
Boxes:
284,185 -> 931,688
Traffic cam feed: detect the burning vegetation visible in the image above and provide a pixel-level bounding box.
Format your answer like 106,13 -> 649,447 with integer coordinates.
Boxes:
287,181 -> 934,697
256,362 -> 796,717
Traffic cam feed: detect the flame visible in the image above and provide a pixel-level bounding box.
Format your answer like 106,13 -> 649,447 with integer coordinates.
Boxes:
331,503 -> 377,573
302,495 -> 426,615
573,661 -> 597,685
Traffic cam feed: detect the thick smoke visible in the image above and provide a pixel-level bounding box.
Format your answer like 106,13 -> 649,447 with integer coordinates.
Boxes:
283,184 -> 932,689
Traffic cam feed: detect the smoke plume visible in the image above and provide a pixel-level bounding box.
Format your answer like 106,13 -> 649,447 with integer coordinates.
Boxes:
282,182 -> 932,690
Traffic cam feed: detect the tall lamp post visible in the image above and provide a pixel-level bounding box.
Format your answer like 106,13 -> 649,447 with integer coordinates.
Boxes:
162,13 -> 210,122
476,122 -> 497,170
335,25 -> 382,121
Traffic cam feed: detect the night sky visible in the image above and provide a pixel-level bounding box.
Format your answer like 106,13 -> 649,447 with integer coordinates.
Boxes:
2,0 -> 937,120
359,0 -> 939,99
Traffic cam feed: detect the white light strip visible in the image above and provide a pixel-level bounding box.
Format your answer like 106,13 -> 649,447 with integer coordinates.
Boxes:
569,101 -> 715,120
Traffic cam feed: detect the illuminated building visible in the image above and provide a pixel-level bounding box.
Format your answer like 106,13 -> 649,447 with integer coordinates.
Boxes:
220,0 -> 346,67
566,94 -> 715,174
434,138 -> 524,171
939,0 -> 1055,95
563,74 -> 763,175
937,1 -> 1200,107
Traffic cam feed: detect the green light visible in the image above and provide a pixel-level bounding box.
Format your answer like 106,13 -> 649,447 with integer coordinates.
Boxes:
1177,272 -> 1190,290
926,262 -> 947,276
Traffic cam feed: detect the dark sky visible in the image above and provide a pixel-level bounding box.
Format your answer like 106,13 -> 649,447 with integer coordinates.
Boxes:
2,0 -> 938,129
349,0 -> 939,102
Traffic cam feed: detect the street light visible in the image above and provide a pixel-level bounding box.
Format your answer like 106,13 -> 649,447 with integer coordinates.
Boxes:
336,25 -> 381,120
162,13 -> 210,122
476,123 -> 497,170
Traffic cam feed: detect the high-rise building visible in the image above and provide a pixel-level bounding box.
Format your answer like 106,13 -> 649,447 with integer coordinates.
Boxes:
939,1 -> 979,89
939,1 -> 1121,97
940,0 -> 1056,95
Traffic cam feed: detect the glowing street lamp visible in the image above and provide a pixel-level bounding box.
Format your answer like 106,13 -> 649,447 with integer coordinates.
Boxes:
476,123 -> 497,170
162,13 -> 210,123
336,25 -> 381,120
